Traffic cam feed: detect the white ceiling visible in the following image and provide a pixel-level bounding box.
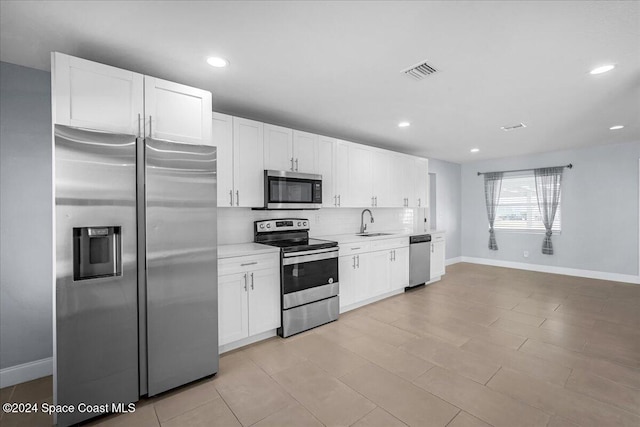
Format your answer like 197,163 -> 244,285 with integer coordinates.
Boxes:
1,1 -> 638,163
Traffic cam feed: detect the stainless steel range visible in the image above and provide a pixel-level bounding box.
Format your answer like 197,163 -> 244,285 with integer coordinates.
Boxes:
255,219 -> 339,337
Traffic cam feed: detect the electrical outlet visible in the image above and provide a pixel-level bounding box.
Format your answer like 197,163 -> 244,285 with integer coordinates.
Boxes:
523,251 -> 529,258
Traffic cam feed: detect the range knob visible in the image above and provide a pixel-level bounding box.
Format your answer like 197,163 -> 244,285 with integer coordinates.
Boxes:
259,224 -> 264,229
266,223 -> 271,229
303,221 -> 308,226
297,222 -> 301,226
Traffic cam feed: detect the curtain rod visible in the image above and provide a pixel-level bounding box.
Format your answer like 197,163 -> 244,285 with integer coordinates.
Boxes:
477,163 -> 572,176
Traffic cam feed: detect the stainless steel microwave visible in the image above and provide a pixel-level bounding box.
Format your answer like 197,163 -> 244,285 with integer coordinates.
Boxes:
264,170 -> 322,209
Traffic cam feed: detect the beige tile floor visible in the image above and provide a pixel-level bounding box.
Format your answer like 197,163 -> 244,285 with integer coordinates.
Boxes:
2,263 -> 640,426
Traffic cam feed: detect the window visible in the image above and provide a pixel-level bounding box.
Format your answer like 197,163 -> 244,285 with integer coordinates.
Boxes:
494,174 -> 561,232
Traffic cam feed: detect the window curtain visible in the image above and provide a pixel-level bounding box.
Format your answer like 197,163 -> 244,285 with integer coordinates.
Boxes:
534,167 -> 563,255
484,172 -> 503,250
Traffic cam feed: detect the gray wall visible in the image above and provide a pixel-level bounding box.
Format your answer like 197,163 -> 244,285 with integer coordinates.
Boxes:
429,159 -> 462,260
461,142 -> 640,276
0,62 -> 52,369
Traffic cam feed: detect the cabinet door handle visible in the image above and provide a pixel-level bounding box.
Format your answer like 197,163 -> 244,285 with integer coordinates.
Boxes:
338,195 -> 341,207
356,255 -> 360,268
394,250 -> 396,261
243,273 -> 248,291
250,272 -> 254,290
431,243 -> 434,253
351,247 -> 361,250
418,198 -> 421,207
229,190 -> 233,206
295,158 -> 299,171
334,195 -> 337,207
375,196 -> 377,207
241,261 -> 257,266
290,157 -> 294,171
352,256 -> 356,269
390,251 -> 393,261
371,196 -> 374,207
236,190 -> 239,206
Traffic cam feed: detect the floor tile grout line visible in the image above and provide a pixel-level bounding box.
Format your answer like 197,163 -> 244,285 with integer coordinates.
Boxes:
516,337 -> 529,351
484,366 -> 502,386
346,405 -> 377,427
443,408 -> 462,427
216,390 -> 247,427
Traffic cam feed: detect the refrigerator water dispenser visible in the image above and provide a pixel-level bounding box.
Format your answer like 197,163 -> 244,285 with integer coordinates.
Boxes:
73,226 -> 122,280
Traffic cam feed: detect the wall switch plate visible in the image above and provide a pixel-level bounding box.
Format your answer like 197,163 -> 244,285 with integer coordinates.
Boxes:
523,251 -> 529,258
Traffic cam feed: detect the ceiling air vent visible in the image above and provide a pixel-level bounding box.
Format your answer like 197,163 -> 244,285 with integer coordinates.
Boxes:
500,123 -> 527,131
402,60 -> 438,81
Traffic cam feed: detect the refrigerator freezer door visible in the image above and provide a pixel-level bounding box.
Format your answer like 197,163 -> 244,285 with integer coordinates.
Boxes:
144,138 -> 218,396
54,125 -> 139,426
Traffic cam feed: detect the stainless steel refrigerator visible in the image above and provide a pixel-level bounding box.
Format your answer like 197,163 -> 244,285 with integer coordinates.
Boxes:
54,125 -> 218,426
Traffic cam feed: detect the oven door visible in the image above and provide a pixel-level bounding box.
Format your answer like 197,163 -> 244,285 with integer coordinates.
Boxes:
282,247 -> 339,309
265,170 -> 322,209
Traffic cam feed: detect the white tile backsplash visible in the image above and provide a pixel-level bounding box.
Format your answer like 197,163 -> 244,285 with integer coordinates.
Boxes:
218,207 -> 428,245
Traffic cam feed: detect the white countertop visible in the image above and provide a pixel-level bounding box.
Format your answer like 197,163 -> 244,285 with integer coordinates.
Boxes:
218,230 -> 445,258
316,229 -> 445,244
218,243 -> 280,259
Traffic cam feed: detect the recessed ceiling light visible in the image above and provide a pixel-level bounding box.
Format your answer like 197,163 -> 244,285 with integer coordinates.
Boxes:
207,57 -> 229,68
470,148 -> 480,153
398,122 -> 411,128
589,64 -> 615,75
609,125 -> 624,130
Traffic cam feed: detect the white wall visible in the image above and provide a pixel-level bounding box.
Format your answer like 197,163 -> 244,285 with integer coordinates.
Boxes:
428,159 -> 462,260
0,62 -> 53,371
461,141 -> 640,277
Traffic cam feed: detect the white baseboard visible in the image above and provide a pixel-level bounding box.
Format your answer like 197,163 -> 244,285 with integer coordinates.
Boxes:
446,256 -> 462,266
219,329 -> 277,354
460,256 -> 640,284
0,357 -> 53,388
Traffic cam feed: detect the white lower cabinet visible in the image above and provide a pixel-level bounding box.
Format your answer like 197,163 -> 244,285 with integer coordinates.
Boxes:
390,246 -> 409,290
338,255 -> 359,308
338,239 -> 409,311
430,234 -> 446,279
218,253 -> 280,347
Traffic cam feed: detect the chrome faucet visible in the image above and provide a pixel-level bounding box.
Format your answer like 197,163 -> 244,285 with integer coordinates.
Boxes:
360,209 -> 374,234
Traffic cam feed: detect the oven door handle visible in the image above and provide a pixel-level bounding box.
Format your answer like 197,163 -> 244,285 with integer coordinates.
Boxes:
282,247 -> 338,258
282,249 -> 339,265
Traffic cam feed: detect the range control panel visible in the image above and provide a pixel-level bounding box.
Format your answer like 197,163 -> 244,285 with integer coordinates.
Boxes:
255,218 -> 309,233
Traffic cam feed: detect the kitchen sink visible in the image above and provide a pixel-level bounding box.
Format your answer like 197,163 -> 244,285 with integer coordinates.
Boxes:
355,232 -> 394,237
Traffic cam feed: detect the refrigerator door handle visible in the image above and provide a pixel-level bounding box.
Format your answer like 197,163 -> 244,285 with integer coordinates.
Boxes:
148,115 -> 152,138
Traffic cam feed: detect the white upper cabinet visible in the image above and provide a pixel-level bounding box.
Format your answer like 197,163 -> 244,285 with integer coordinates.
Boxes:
334,140 -> 350,207
144,77 -> 212,145
213,113 -> 234,206
52,52 -> 143,135
292,130 -> 319,174
318,136 -> 336,207
263,124 -> 293,171
264,126 -> 319,174
233,117 -> 264,207
413,158 -> 429,208
371,150 -> 390,207
346,143 -> 373,208
52,53 -> 212,146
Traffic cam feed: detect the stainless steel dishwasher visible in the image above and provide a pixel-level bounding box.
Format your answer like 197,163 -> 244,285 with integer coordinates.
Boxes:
407,234 -> 431,289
